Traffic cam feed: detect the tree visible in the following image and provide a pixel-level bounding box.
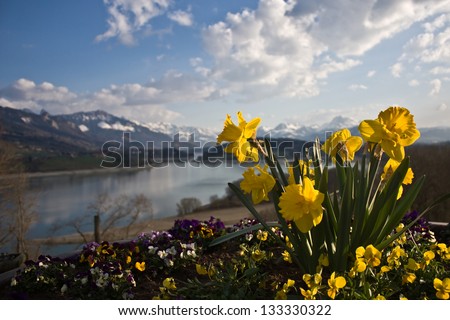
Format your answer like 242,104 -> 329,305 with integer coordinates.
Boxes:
177,197 -> 202,216
0,140 -> 35,256
56,193 -> 153,244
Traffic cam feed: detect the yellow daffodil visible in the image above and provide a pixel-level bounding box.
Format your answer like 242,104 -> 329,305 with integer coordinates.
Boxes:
217,111 -> 260,163
322,128 -> 363,162
381,158 -> 414,199
358,106 -> 420,161
327,272 -> 346,299
162,277 -> 177,291
279,177 -> 324,233
240,164 -> 276,204
287,159 -> 314,185
135,261 -> 146,272
433,278 -> 450,300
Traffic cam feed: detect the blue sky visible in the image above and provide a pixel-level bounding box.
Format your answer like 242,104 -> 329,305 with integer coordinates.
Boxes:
1,0 -> 450,131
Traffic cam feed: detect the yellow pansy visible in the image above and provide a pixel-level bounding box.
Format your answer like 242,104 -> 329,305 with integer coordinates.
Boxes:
162,277 -> 177,290
256,230 -> 269,241
303,273 -> 322,289
327,272 -> 346,299
357,245 -> 382,268
195,264 -> 208,276
364,245 -> 382,267
217,111 -> 260,163
282,250 -> 292,263
279,177 -> 324,233
373,294 -> 386,300
358,106 -> 420,161
135,261 -> 146,272
300,287 -> 318,300
422,251 -> 435,268
240,165 -> 275,204
251,249 -> 266,262
405,258 -> 420,271
283,279 -> 296,290
275,279 -> 295,300
322,128 -> 363,162
402,272 -> 416,285
433,278 -> 450,300
387,246 -> 406,268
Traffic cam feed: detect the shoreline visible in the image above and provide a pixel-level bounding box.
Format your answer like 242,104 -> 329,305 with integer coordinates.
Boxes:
30,202 -> 276,247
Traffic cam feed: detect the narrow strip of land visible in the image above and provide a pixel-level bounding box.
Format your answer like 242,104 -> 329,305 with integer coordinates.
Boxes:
30,203 -> 276,246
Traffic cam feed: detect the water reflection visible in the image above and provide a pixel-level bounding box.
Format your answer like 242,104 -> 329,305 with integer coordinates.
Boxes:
27,164 -> 245,239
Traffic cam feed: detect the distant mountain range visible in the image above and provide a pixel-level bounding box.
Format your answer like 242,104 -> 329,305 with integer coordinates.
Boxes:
0,105 -> 448,156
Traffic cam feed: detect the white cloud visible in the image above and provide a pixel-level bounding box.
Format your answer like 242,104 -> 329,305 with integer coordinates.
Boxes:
367,70 -> 376,78
0,75 -> 216,123
202,0 -> 362,101
437,103 -> 448,111
292,0 -> 450,56
430,66 -> 450,74
167,10 -> 193,26
408,79 -> 420,87
201,0 -> 450,101
0,78 -> 77,111
95,0 -> 172,45
396,11 -> 450,81
390,62 -> 403,78
348,84 -> 368,91
430,78 -> 442,95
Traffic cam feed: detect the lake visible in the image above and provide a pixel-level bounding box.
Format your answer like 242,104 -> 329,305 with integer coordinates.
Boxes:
26,163 -> 246,242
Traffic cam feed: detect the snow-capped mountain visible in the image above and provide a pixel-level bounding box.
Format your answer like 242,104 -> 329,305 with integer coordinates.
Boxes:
0,106 -> 172,153
138,121 -> 218,145
259,116 -> 359,141
1,105 -> 448,158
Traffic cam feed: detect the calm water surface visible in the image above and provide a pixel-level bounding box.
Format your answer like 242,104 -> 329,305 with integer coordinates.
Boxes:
27,163 -> 246,240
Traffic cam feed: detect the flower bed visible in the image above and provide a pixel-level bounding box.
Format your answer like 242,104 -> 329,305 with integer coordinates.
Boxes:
2,105 -> 450,300
0,215 -> 449,300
